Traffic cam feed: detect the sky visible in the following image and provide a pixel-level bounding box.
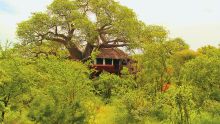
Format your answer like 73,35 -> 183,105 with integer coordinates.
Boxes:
0,0 -> 219,50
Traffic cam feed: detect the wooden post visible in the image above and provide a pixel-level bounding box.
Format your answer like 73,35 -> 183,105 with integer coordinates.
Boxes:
103,58 -> 106,65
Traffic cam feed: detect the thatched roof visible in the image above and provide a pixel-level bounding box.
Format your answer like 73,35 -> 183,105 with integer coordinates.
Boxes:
97,48 -> 128,59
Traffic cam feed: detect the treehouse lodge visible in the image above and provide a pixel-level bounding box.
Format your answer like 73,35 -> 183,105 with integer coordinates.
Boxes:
92,48 -> 134,75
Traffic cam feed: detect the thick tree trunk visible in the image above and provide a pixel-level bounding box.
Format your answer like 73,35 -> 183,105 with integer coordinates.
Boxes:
83,43 -> 94,59
64,42 -> 94,61
65,43 -> 83,60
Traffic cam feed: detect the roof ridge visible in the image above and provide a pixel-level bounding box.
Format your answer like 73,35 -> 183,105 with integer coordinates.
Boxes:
97,48 -> 128,59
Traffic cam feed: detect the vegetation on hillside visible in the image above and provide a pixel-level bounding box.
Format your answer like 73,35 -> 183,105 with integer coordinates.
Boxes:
0,0 -> 220,123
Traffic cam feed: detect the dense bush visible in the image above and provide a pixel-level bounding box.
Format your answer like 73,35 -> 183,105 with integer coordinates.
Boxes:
1,0 -> 219,122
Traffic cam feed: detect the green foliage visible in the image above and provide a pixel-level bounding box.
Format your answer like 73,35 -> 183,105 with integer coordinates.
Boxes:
2,0 -> 220,124
191,112 -> 220,124
1,40 -> 220,124
26,59 -> 92,123
182,55 -> 220,90
16,0 -> 146,60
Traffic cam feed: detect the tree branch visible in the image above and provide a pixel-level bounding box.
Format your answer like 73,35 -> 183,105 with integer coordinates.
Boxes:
45,37 -> 66,44
100,23 -> 112,31
103,38 -> 126,45
99,34 -> 107,43
51,26 -> 68,40
37,30 -> 68,44
67,28 -> 75,40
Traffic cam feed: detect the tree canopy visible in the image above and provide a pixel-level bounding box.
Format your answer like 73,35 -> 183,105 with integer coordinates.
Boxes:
17,0 -> 145,60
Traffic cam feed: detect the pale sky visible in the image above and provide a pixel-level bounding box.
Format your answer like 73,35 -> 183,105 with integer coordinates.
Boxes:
0,0 -> 219,50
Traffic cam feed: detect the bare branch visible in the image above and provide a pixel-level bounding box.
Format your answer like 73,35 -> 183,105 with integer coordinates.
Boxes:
103,38 -> 126,45
67,28 -> 75,40
45,37 -> 66,44
99,34 -> 107,43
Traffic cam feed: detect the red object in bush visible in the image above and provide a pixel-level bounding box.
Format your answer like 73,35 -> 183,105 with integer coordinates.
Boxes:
162,83 -> 171,92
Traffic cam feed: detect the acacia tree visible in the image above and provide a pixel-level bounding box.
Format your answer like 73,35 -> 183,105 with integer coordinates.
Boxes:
17,0 -> 145,60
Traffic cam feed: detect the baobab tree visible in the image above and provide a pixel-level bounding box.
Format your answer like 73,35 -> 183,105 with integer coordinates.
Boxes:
17,0 -> 146,60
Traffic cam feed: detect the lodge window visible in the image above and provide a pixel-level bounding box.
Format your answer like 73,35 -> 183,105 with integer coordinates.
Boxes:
105,59 -> 112,65
96,58 -> 103,64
